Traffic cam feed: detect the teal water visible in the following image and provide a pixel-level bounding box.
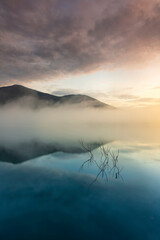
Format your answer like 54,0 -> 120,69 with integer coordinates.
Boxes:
0,125 -> 160,240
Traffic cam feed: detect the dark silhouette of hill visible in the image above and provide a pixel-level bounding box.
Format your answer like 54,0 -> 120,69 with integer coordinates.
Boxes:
0,84 -> 115,109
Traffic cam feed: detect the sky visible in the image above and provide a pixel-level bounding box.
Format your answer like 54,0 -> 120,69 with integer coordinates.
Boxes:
0,0 -> 160,107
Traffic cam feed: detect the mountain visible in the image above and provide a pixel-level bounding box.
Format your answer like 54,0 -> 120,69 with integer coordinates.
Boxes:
0,84 -> 115,109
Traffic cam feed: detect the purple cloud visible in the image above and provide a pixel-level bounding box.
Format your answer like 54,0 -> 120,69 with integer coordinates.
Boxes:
0,0 -> 160,84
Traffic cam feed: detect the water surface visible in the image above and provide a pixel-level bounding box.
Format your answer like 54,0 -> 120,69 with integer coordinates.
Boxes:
0,124 -> 160,240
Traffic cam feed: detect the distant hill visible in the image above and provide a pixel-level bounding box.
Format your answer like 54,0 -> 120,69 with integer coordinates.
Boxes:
0,84 -> 115,109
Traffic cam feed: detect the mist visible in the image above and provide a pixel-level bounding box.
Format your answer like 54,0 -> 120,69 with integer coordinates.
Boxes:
0,103 -> 160,149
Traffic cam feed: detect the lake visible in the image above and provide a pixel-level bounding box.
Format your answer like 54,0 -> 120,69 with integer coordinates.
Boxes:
0,123 -> 160,240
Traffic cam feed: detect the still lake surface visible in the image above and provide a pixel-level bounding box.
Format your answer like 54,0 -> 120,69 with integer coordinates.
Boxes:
0,124 -> 160,240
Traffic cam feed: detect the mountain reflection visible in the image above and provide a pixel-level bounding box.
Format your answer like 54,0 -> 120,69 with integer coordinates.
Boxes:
0,138 -> 123,185
0,140 -> 107,164
0,137 -> 160,240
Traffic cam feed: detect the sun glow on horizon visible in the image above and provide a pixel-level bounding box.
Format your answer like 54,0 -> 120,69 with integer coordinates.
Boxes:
25,62 -> 160,108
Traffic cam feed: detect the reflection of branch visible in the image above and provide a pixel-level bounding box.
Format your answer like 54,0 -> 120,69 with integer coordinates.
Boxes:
79,140 -> 123,185
109,150 -> 123,181
90,159 -> 109,186
79,140 -> 95,171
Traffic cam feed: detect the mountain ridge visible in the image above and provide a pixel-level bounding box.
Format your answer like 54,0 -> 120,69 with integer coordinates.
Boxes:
0,84 -> 115,109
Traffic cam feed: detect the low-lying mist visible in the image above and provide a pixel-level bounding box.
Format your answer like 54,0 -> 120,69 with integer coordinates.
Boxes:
0,103 -> 160,148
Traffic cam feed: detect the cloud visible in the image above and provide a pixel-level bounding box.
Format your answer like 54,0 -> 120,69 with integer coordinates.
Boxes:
97,92 -> 160,106
0,0 -> 160,84
153,86 -> 160,89
112,94 -> 139,100
52,88 -> 79,96
128,97 -> 160,104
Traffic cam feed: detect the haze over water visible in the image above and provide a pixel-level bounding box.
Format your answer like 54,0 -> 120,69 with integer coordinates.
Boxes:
0,105 -> 160,240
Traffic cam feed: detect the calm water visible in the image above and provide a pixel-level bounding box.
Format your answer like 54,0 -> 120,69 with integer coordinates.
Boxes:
0,124 -> 160,240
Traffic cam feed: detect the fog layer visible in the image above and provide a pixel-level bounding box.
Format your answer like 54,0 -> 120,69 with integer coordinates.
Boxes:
0,104 -> 160,148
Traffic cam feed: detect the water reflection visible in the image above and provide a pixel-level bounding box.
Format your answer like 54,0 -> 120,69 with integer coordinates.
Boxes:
0,140 -> 106,164
80,141 -> 123,185
0,125 -> 160,240
0,149 -> 159,240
